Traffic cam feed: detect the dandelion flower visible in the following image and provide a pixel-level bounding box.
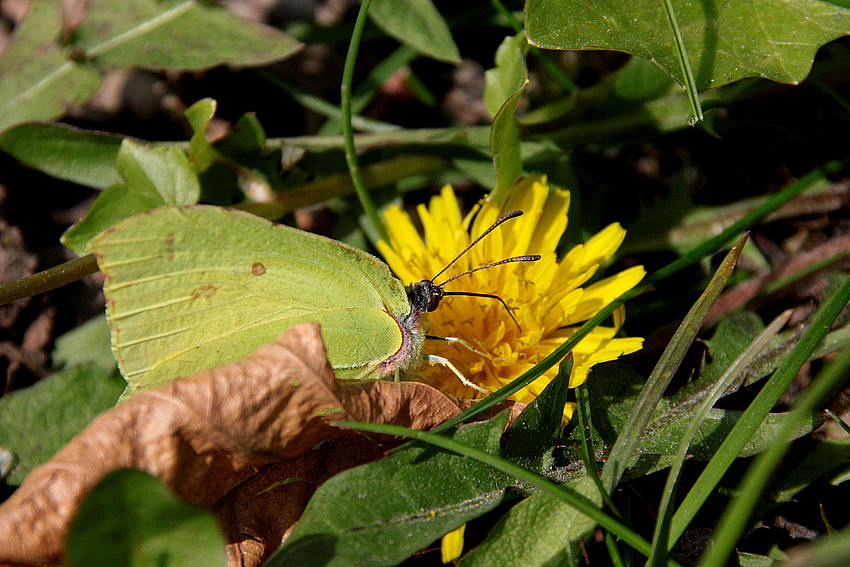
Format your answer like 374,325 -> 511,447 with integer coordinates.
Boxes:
377,174 -> 645,415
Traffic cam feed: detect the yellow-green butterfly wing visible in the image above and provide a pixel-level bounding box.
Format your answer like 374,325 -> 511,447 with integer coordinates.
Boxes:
88,205 -> 412,398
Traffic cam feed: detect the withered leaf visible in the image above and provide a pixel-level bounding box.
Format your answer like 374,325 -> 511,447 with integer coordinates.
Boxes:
0,323 -> 461,566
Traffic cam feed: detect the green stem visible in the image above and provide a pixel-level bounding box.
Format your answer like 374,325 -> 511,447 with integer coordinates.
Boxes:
341,0 -> 388,242
661,0 -> 703,124
0,254 -> 99,307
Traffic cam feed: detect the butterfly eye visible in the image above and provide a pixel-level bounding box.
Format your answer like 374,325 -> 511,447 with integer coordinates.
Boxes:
425,283 -> 443,312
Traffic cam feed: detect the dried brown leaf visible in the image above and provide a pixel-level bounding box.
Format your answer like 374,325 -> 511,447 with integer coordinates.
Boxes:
0,322 -> 461,565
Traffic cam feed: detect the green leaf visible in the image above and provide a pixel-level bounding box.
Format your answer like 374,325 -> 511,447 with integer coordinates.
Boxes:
459,478 -> 602,566
484,34 -> 529,118
0,0 -> 300,133
217,112 -> 267,156
185,98 -> 220,173
502,353 -> 571,473
526,0 -> 850,89
0,363 -> 124,485
600,235 -> 747,491
66,468 -> 226,567
52,314 -> 117,372
574,361 -> 820,478
700,278 -> 850,567
774,436 -> 850,503
269,415 -> 513,567
369,0 -> 460,64
62,139 -> 201,254
677,277 -> 850,561
75,0 -> 301,71
738,551 -> 784,567
0,0 -> 101,134
0,122 -> 123,189
697,312 -> 765,384
632,408 -> 821,477
615,55 -> 678,101
485,34 -> 529,203
783,531 -> 850,567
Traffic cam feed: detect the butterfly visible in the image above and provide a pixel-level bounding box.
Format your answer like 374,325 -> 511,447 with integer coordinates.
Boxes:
88,205 -> 538,398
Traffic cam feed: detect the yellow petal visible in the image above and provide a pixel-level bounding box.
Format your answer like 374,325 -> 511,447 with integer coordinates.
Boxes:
383,205 -> 426,255
565,265 -> 646,324
529,187 -> 570,256
441,524 -> 466,563
581,222 -> 626,269
376,239 -> 418,284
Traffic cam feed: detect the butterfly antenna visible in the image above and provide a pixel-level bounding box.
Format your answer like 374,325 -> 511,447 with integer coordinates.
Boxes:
431,210 -> 525,284
442,290 -> 522,327
437,255 -> 541,288
439,256 -> 541,328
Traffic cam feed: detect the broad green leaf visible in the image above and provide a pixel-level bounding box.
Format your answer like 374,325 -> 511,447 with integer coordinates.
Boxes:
269,415 -> 513,567
0,123 -> 123,189
0,363 -> 124,485
67,468 -> 226,567
615,55 -> 679,101
0,0 -> 299,133
526,0 -> 850,89
52,314 -> 117,372
600,236 -> 746,491
486,34 -> 529,204
0,0 -> 101,133
369,0 -> 460,64
647,310 -> 793,567
62,139 -> 201,254
75,0 -> 301,70
677,276 -> 850,559
459,478 -> 601,566
677,311 -> 765,393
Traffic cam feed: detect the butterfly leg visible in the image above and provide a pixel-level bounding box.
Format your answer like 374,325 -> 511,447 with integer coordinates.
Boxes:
425,354 -> 490,395
425,335 -> 499,361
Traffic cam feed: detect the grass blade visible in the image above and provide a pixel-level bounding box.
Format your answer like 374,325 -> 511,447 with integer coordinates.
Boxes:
647,309 -> 792,567
670,276 -> 850,548
600,234 -> 748,492
699,275 -> 850,567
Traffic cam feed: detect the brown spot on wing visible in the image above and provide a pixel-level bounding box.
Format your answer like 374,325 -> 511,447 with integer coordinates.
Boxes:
252,262 -> 266,276
165,233 -> 175,261
191,284 -> 217,300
